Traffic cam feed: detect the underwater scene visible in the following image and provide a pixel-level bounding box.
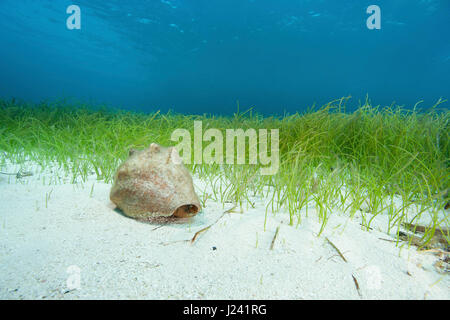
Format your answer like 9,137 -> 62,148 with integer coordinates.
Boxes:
0,0 -> 449,301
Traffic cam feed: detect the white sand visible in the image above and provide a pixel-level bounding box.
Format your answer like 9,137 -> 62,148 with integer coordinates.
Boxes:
0,159 -> 448,300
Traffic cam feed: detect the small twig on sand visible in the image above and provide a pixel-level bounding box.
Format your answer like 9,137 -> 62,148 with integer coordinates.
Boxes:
325,237 -> 347,263
352,274 -> 362,298
325,237 -> 362,298
190,205 -> 237,244
160,206 -> 236,246
270,226 -> 280,250
191,225 -> 211,243
151,225 -> 165,231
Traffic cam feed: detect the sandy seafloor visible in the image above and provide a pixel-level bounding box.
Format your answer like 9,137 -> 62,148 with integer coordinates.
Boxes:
0,158 -> 448,300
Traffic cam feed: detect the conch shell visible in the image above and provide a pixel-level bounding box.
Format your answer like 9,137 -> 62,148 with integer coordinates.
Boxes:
110,143 -> 201,221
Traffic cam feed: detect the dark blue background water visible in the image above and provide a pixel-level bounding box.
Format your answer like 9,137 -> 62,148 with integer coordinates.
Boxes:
0,0 -> 449,115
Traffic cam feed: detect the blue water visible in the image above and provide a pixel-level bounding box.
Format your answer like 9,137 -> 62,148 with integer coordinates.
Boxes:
0,0 -> 449,115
